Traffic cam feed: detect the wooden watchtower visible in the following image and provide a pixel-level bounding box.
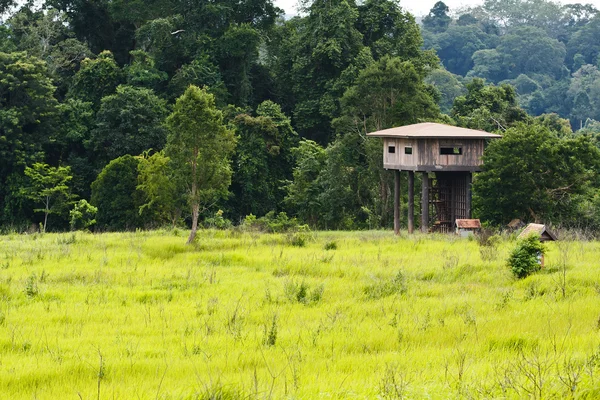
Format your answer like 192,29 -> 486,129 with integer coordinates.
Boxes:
367,123 -> 501,234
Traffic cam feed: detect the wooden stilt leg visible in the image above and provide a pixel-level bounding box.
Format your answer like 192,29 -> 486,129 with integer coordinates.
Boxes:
421,172 -> 429,233
394,170 -> 400,235
408,171 -> 414,234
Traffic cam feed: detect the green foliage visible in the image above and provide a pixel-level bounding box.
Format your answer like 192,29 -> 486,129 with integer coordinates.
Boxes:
284,280 -> 324,304
91,155 -> 143,231
136,151 -> 184,228
203,210 -> 232,230
242,211 -> 300,233
125,50 -> 167,90
473,122 -> 600,225
452,78 -> 529,131
338,56 -> 440,131
91,85 -> 168,164
21,163 -> 75,233
229,101 -> 298,219
425,69 -> 466,114
69,50 -> 122,107
0,51 -> 58,225
165,86 -> 236,243
69,199 -> 97,231
168,55 -> 228,103
423,1 -> 451,33
364,270 -> 407,299
508,235 -> 545,278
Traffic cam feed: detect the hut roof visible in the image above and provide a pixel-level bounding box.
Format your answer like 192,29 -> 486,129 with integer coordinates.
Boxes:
366,122 -> 502,139
517,223 -> 557,241
455,219 -> 481,229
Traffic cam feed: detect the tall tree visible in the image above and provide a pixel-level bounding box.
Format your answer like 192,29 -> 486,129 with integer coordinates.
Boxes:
452,78 -> 529,131
473,122 -> 600,224
90,85 -> 169,165
229,101 -> 298,219
91,154 -> 144,231
69,50 -> 123,108
165,86 -> 235,244
0,51 -> 58,225
423,1 -> 452,33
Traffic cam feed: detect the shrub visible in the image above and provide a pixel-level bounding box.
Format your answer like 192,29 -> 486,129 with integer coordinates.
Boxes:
70,199 -> 98,231
507,234 -> 545,279
364,271 -> 407,299
324,240 -> 337,250
284,280 -> 324,304
287,226 -> 313,247
242,211 -> 300,233
203,210 -> 232,229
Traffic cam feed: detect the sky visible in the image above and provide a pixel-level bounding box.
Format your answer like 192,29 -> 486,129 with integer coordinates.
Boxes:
274,0 -> 600,17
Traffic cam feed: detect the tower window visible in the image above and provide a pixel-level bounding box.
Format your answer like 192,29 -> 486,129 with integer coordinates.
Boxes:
404,147 -> 413,155
388,145 -> 396,154
440,147 -> 462,155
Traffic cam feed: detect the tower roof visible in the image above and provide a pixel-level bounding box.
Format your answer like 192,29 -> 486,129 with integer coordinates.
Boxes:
366,122 -> 502,139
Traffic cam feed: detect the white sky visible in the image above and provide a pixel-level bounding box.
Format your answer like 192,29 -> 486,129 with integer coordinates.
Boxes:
275,0 -> 600,17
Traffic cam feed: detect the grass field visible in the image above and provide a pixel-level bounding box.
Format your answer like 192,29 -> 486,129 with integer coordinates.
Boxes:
1,229 -> 600,399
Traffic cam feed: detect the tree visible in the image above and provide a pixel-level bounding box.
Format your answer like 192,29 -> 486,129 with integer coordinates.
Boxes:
69,50 -> 123,107
473,122 -> 600,224
423,1 -> 451,33
165,86 -> 236,244
452,78 -> 529,132
356,0 -> 424,61
229,101 -> 298,219
436,25 -> 495,76
91,155 -> 144,231
69,199 -> 97,230
0,51 -> 58,226
566,15 -> 600,68
137,151 -> 184,227
337,56 -> 440,132
496,26 -> 566,79
168,55 -> 228,103
21,163 -> 75,233
284,140 -> 327,226
90,85 -> 169,165
125,50 -> 167,90
567,64 -> 600,124
425,69 -> 466,114
217,24 -> 260,106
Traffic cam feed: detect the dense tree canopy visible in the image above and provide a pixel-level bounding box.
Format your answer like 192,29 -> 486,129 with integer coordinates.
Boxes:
1,0 -> 600,232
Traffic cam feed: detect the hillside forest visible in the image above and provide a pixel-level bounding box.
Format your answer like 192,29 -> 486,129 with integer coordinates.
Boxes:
2,0 -> 600,233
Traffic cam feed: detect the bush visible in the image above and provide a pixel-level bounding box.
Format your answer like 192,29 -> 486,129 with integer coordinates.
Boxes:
69,200 -> 98,231
242,211 -> 300,233
364,270 -> 407,299
91,155 -> 144,231
507,234 -> 545,279
203,210 -> 232,229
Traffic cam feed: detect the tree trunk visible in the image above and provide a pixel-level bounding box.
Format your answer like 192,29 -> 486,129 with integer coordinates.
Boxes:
187,202 -> 199,244
43,195 -> 49,233
187,151 -> 199,244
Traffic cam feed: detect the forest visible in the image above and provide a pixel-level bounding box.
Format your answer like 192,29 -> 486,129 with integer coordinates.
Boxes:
2,0 -> 600,234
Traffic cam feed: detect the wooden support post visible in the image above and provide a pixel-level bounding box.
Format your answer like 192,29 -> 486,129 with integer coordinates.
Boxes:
408,171 -> 414,234
466,173 -> 472,218
394,170 -> 400,235
421,172 -> 429,233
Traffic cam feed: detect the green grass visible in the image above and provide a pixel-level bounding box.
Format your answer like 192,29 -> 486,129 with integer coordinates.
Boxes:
1,229 -> 600,398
